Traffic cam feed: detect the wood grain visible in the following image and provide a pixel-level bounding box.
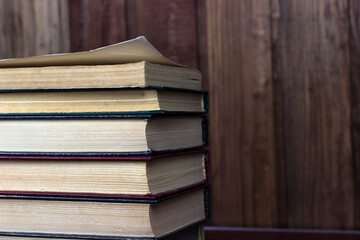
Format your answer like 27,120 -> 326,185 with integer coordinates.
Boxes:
349,0 -> 360,229
68,0 -> 127,52
1,0 -> 360,230
126,0 -> 199,68
272,0 -> 354,229
270,0 -> 288,228
0,0 -> 69,59
0,0 -> 5,58
205,0 -> 279,227
196,0 -> 209,90
204,227 -> 360,240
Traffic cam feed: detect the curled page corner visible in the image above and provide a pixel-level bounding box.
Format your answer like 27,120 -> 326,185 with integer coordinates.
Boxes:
0,36 -> 187,68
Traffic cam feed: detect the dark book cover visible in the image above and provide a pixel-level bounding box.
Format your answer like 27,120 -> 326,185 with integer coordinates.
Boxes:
0,223 -> 204,240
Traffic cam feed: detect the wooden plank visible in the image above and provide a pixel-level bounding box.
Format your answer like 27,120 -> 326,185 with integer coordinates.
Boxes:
204,227 -> 360,240
270,0 -> 288,228
272,0 -> 354,229
126,0 -> 198,68
0,0 -> 4,58
349,0 -> 360,228
205,0 -> 278,227
68,0 -> 127,52
0,0 -> 69,58
196,0 -> 209,90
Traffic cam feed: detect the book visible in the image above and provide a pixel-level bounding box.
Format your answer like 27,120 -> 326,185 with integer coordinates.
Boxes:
0,150 -> 209,197
0,187 -> 210,239
0,88 -> 207,115
0,37 -> 201,91
0,61 -> 201,91
0,36 -> 211,239
0,224 -> 204,239
0,115 -> 207,155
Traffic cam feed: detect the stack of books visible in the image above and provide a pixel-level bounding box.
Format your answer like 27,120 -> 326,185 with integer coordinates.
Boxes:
0,37 -> 209,240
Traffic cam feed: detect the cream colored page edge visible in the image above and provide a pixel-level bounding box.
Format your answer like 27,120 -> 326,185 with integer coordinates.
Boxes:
0,36 -> 185,68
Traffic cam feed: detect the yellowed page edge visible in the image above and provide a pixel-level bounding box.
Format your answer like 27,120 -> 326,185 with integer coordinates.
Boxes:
0,36 -> 185,68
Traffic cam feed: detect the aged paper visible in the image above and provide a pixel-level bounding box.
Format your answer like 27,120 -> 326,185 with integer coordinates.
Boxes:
0,36 -> 182,68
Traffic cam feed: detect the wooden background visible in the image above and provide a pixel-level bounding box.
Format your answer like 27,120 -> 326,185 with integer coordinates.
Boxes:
0,0 -> 360,230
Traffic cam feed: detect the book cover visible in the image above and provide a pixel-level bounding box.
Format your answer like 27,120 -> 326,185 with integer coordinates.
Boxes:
0,223 -> 204,240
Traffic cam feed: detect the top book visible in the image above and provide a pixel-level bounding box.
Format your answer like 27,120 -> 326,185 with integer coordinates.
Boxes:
0,37 -> 201,91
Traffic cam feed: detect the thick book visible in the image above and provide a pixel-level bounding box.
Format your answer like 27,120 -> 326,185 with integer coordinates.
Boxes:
0,115 -> 207,155
0,224 -> 204,240
0,187 -> 210,239
0,88 -> 207,115
0,37 -> 201,91
0,61 -> 201,91
0,150 -> 209,198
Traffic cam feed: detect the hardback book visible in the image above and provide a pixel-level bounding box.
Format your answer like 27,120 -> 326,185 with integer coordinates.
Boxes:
0,37 -> 201,91
0,224 -> 204,240
0,150 -> 209,197
0,88 -> 207,115
0,61 -> 201,91
0,115 -> 207,155
0,187 -> 210,239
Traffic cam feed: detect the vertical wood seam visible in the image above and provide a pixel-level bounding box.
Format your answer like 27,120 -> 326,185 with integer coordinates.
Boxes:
194,0 -> 201,74
124,0 -> 130,40
269,0 -> 288,227
348,0 -> 358,229
348,0 -> 355,227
